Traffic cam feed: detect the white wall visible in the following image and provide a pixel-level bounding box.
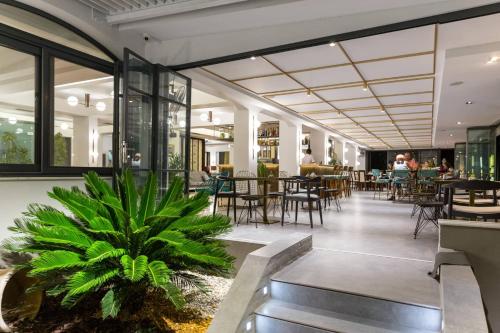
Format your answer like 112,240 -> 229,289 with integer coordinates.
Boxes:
0,177 -> 105,243
205,143 -> 233,166
17,0 -> 146,59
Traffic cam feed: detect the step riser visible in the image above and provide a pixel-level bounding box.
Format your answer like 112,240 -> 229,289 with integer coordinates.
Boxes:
256,315 -> 332,333
270,280 -> 441,332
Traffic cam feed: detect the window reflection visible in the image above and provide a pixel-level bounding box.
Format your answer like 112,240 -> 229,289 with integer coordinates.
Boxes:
53,58 -> 114,167
0,45 -> 35,164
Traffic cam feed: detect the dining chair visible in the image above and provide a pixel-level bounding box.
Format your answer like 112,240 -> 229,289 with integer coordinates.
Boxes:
281,176 -> 323,228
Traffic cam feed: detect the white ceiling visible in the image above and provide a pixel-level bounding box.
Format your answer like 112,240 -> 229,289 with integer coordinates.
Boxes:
194,12 -> 500,149
433,13 -> 500,147
201,25 -> 438,149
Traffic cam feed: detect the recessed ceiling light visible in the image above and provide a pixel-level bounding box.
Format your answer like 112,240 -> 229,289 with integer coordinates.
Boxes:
457,121 -> 462,125
329,42 -> 336,47
250,56 -> 256,60
487,56 -> 499,64
465,101 -> 473,105
200,113 -> 209,121
60,122 -> 69,130
213,117 -> 221,125
8,116 -> 17,125
449,133 -> 453,137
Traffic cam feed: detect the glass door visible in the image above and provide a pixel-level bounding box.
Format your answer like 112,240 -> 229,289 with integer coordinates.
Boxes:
122,49 -> 191,191
157,65 -> 191,194
122,49 -> 154,185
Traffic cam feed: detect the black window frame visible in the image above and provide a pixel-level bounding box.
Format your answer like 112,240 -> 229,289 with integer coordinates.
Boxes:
0,0 -> 117,177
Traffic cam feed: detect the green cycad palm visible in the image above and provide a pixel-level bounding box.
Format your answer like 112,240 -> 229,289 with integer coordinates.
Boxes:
5,170 -> 233,319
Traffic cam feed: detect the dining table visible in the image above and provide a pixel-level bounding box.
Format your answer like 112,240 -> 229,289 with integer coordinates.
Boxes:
216,176 -> 284,224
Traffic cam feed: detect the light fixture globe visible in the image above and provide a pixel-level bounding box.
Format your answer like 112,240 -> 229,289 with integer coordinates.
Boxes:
67,96 -> 78,106
96,101 -> 106,112
8,116 -> 17,125
179,120 -> 186,127
200,113 -> 209,122
60,122 -> 69,130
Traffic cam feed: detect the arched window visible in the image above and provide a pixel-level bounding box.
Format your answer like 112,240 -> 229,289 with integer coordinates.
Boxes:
0,1 -> 116,176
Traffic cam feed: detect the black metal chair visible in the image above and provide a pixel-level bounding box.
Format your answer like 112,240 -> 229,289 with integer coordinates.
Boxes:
213,176 -> 237,222
444,180 -> 500,221
281,176 -> 323,228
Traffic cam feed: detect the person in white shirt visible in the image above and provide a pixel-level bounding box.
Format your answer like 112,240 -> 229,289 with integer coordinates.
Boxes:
393,154 -> 408,170
301,148 -> 316,164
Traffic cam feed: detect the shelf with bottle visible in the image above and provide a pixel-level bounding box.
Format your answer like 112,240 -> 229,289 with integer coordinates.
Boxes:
257,123 -> 279,138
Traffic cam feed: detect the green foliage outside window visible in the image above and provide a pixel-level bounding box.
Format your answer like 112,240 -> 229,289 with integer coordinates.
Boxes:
0,132 -> 31,164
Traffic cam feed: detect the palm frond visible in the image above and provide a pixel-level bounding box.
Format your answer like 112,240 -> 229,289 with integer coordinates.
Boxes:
145,230 -> 232,270
48,187 -> 98,223
86,241 -> 126,263
84,171 -> 115,200
29,250 -> 85,275
137,172 -> 157,227
66,269 -> 120,297
32,226 -> 93,250
146,260 -> 170,287
101,288 -> 122,319
118,169 -> 138,219
120,255 -> 148,282
155,177 -> 184,213
161,281 -> 186,309
166,214 -> 231,240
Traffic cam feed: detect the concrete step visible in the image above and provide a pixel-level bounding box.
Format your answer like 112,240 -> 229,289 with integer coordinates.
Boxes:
269,280 -> 441,332
255,299 -> 438,333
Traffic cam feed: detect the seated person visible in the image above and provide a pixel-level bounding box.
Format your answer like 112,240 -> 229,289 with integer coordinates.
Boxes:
404,152 -> 419,171
389,154 -> 408,200
393,154 -> 409,170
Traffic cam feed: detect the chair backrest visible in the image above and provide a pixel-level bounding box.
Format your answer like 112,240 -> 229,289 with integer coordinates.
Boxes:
371,169 -> 381,178
235,170 -> 257,194
392,169 -> 410,179
359,170 -> 366,181
353,170 -> 359,181
418,169 -> 438,178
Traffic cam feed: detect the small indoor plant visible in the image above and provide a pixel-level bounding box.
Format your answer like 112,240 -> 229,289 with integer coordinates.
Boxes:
4,170 -> 233,331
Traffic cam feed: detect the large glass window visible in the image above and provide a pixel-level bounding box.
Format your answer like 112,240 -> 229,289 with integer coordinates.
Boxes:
0,45 -> 36,165
53,58 -> 114,168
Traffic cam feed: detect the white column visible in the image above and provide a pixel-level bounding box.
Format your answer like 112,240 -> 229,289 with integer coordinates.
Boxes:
344,142 -> 356,168
233,107 -> 258,175
309,129 -> 328,165
354,145 -> 366,170
333,138 -> 343,166
72,115 -> 98,167
279,120 -> 301,176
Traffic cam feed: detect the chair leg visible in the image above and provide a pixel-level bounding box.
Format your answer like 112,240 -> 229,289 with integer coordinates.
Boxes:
226,197 -> 230,216
414,207 -> 424,239
318,200 -> 323,225
281,198 -> 286,226
295,202 -> 299,223
308,201 -> 313,228
213,193 -> 218,217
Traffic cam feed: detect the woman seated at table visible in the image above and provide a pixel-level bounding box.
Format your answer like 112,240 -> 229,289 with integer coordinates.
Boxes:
439,158 -> 450,174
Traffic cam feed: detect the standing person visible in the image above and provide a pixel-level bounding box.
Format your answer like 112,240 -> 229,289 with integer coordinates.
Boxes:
301,148 -> 315,164
404,152 -> 419,171
386,161 -> 393,171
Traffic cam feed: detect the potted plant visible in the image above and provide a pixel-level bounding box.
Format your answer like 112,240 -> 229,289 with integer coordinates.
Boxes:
3,170 -> 233,331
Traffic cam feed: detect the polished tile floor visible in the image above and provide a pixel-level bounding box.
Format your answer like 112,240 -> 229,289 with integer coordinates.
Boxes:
216,190 -> 439,262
